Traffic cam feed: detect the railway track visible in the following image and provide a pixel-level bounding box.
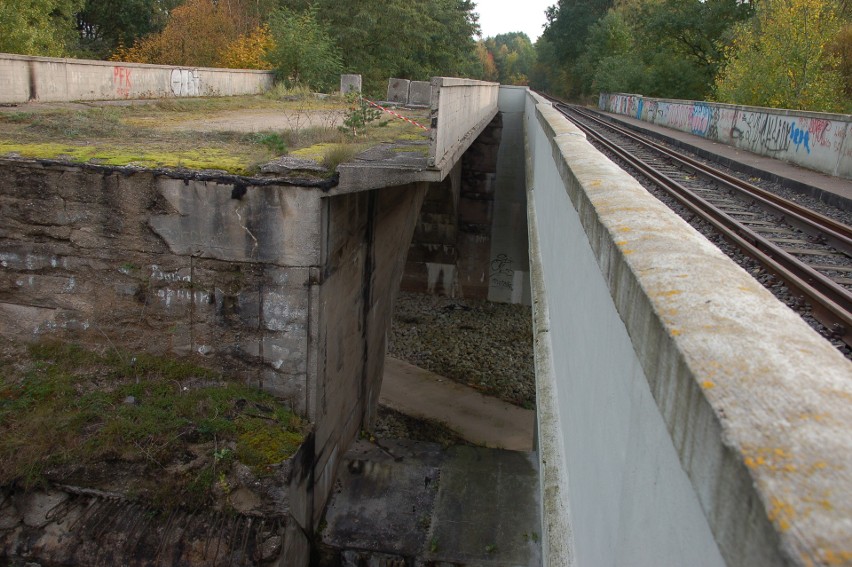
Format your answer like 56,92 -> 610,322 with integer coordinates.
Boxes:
551,101 -> 852,351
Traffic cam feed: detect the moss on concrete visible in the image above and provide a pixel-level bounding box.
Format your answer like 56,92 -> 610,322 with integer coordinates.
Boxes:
0,95 -> 431,175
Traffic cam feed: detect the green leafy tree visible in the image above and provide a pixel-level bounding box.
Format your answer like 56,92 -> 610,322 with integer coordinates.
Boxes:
636,0 -> 753,98
313,0 -> 480,95
714,0 -> 848,112
539,0 -> 613,96
483,32 -> 536,85
265,7 -> 342,91
0,0 -> 83,56
75,0 -> 181,58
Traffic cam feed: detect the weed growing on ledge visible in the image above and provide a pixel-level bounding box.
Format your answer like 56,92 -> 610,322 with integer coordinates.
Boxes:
0,341 -> 307,509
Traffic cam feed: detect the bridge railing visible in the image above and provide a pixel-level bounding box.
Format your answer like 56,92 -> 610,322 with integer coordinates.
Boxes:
527,90 -> 852,566
427,77 -> 499,175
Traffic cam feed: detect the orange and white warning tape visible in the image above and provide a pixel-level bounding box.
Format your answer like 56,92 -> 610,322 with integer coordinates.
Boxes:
362,97 -> 430,131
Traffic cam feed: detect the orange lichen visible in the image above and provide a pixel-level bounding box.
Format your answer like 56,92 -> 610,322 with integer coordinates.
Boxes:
657,290 -> 683,297
767,497 -> 795,532
701,381 -> 716,390
823,550 -> 852,565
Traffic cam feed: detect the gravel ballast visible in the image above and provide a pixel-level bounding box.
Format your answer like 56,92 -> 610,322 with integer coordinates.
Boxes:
387,291 -> 536,409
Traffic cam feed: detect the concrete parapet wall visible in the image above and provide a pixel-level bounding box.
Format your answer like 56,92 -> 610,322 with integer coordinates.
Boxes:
599,92 -> 852,179
428,77 -> 499,174
530,91 -> 852,565
0,53 -> 273,103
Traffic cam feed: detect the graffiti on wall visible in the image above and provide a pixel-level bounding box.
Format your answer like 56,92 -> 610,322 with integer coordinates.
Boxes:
600,93 -> 850,177
689,103 -> 713,137
489,253 -> 514,290
113,66 -> 132,97
170,68 -> 201,97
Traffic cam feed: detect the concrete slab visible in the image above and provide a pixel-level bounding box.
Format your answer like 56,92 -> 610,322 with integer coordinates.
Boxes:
409,81 -> 432,106
316,440 -> 541,566
380,356 -> 535,451
425,446 -> 541,566
340,74 -> 361,94
387,78 -> 411,104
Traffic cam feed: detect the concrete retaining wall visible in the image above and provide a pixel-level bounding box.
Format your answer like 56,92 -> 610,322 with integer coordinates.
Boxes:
401,86 -> 531,304
530,91 -> 852,565
599,92 -> 852,179
0,53 -> 274,103
428,77 -> 499,174
0,157 -> 428,560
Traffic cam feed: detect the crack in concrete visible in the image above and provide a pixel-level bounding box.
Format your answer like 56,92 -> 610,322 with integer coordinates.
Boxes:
234,204 -> 259,258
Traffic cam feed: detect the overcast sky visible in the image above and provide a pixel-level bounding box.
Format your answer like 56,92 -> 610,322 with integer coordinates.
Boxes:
475,0 -> 554,42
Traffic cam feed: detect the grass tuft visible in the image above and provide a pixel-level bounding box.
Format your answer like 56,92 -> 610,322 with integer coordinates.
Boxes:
0,341 -> 307,507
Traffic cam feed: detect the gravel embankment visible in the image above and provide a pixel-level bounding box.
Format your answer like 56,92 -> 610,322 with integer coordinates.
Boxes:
387,291 -> 536,409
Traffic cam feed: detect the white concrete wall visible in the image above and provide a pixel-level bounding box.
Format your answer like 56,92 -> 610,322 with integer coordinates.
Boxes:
428,77 -> 499,172
600,92 -> 852,179
530,91 -> 852,566
0,53 -> 273,103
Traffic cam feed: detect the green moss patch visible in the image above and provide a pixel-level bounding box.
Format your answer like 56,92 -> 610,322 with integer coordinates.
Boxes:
0,94 -> 430,175
0,341 -> 307,509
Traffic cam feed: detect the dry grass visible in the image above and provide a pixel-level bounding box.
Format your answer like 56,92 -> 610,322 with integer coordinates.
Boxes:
0,93 -> 430,175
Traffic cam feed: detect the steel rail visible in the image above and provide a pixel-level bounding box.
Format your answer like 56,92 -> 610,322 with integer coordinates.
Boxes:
566,104 -> 852,254
553,103 -> 852,346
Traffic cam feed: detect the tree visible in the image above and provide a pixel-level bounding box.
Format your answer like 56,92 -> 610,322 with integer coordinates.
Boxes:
221,24 -> 274,70
313,0 -> 480,95
0,0 -> 82,56
265,7 -> 341,90
483,33 -> 536,85
113,0 -> 240,67
75,0 -> 180,58
475,41 -> 499,82
714,0 -> 848,112
637,0 -> 753,98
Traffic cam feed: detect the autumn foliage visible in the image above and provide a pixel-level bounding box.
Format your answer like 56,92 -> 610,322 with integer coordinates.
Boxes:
111,0 -> 274,69
221,25 -> 274,70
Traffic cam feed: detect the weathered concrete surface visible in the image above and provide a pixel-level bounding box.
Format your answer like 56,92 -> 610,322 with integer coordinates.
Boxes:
340,74 -> 361,94
600,92 -> 852,179
402,86 -> 530,304
409,81 -> 432,106
0,156 -> 431,563
428,77 -> 499,176
380,356 -> 535,450
402,112 -> 507,301
316,439 -> 541,566
530,90 -> 852,565
0,462 -> 310,566
387,78 -> 411,104
0,53 -> 273,103
488,86 -> 530,304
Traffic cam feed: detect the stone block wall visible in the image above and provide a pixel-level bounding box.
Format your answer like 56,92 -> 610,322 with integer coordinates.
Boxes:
0,157 -> 429,545
402,93 -> 530,305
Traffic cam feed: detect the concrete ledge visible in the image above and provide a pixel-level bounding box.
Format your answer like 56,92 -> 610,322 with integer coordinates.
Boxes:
0,52 -> 273,103
428,77 -> 499,172
529,91 -> 852,565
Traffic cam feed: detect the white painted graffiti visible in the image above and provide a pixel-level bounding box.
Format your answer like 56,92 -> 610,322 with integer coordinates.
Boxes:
150,264 -> 191,283
170,68 -> 201,97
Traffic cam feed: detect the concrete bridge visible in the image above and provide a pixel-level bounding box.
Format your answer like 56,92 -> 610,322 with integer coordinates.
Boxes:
1,56 -> 851,566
